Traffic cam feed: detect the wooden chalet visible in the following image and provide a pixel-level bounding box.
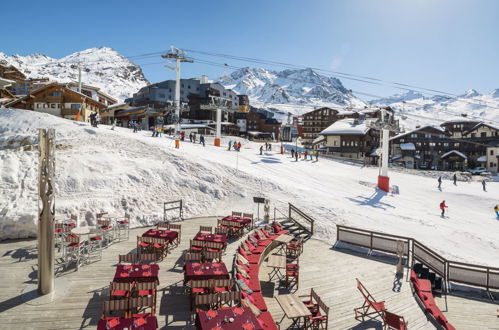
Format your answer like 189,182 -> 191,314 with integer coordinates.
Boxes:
5,83 -> 106,122
0,64 -> 26,81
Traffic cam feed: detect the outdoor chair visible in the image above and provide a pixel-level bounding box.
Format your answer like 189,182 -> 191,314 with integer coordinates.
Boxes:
203,251 -> 222,263
54,222 -> 70,253
218,290 -> 241,309
101,299 -> 129,319
383,311 -> 408,330
88,233 -> 103,261
157,221 -> 169,229
299,288 -> 320,313
412,263 -> 423,276
305,293 -> 329,329
138,253 -> 158,264
354,278 -> 386,321
188,279 -> 212,300
135,282 -> 157,309
63,235 -> 86,270
128,296 -> 155,317
212,279 -> 233,294
97,219 -> 114,245
285,262 -> 299,290
116,213 -> 130,241
205,241 -> 224,253
232,211 -> 242,217
199,225 -> 212,234
190,239 -> 205,253
194,293 -> 218,311
243,212 -> 254,229
215,226 -> 228,236
110,281 -> 132,300
119,254 -> 138,264
184,252 -> 203,265
169,223 -> 182,245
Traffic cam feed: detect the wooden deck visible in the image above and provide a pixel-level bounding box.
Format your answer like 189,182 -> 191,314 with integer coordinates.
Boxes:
0,217 -> 497,329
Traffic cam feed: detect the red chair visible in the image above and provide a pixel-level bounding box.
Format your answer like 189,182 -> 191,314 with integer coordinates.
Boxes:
384,311 -> 407,330
285,263 -> 299,290
354,278 -> 386,321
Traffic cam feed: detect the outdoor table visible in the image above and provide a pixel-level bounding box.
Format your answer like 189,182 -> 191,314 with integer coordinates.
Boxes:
195,306 -> 262,330
193,232 -> 228,245
97,316 -> 158,330
142,228 -> 178,244
274,234 -> 294,254
70,226 -> 96,242
184,262 -> 229,284
113,263 -> 159,284
267,254 -> 286,281
222,215 -> 252,226
275,293 -> 312,328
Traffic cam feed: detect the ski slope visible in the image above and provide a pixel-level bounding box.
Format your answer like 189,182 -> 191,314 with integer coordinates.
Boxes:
1,108 -> 498,267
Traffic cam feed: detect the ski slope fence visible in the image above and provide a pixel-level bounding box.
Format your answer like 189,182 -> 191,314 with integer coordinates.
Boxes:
163,200 -> 183,222
336,224 -> 499,293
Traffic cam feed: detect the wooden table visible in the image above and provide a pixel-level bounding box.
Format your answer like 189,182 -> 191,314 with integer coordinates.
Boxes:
276,293 -> 312,327
274,234 -> 294,254
267,254 -> 286,281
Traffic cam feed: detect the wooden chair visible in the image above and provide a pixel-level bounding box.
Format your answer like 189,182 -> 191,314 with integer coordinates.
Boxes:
97,218 -> 114,245
232,211 -> 242,217
299,288 -> 319,313
157,222 -> 169,229
109,281 -> 132,300
354,278 -> 386,321
194,293 -> 218,311
138,253 -> 157,264
243,212 -> 254,229
116,213 -> 130,241
128,296 -> 155,317
204,241 -> 224,253
203,251 -> 222,263
383,311 -> 408,330
285,262 -> 299,290
189,280 -> 213,310
137,236 -> 153,254
169,223 -> 182,245
199,226 -> 212,234
190,239 -> 205,253
215,226 -> 228,236
306,296 -> 329,329
101,299 -> 129,319
218,291 -> 241,308
184,252 -> 203,265
119,254 -> 138,264
135,282 -> 157,311
212,279 -> 233,293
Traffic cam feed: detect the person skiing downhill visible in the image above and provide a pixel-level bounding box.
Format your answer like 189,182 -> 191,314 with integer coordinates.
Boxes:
440,200 -> 448,217
438,176 -> 442,189
494,205 -> 499,218
482,180 -> 486,192
199,135 -> 205,147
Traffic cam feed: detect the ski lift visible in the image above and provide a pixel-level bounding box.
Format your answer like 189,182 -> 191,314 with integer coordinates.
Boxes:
84,68 -> 90,73
461,113 -> 468,117
401,115 -> 407,120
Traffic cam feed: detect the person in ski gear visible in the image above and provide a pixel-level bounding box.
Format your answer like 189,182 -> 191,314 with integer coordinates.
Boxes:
228,141 -> 232,151
495,205 -> 499,218
304,150 -> 308,159
309,151 -> 313,160
482,179 -> 486,192
295,151 -> 298,161
200,135 -> 205,147
453,173 -> 457,185
95,113 -> 100,127
315,151 -> 319,161
237,142 -> 241,151
133,121 -> 138,133
260,145 -> 263,155
269,143 -> 272,151
291,149 -> 295,158
438,176 -> 442,189
440,200 -> 448,217
180,131 -> 185,141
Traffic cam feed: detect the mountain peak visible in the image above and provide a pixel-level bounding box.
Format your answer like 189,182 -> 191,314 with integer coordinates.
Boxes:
461,89 -> 480,98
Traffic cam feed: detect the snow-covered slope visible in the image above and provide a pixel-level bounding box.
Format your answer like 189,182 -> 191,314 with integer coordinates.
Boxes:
222,67 -> 365,117
1,108 -> 498,267
0,47 -> 149,101
371,89 -> 499,131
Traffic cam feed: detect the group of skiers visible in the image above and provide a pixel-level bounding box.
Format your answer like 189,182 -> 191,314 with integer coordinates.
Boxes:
89,113 -> 100,127
228,140 -> 242,152
151,126 -> 163,137
290,148 -> 319,162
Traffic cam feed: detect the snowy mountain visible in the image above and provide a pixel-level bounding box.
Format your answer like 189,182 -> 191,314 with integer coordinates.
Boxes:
371,88 -> 499,131
0,47 -> 149,101
221,67 -> 365,116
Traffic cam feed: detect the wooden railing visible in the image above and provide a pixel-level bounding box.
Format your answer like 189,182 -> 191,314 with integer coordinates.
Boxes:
288,203 -> 315,235
336,224 -> 499,293
163,200 -> 183,222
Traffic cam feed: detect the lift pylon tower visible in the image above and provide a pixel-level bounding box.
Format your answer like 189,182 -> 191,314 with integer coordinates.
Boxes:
367,107 -> 400,192
200,95 -> 232,147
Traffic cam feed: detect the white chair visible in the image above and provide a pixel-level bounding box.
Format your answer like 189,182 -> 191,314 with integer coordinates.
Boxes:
116,213 -> 130,241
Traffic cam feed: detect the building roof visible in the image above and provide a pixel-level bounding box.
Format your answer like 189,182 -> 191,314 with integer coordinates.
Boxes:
312,135 -> 325,145
464,122 -> 499,135
477,155 -> 487,162
441,150 -> 467,159
400,142 -> 416,151
320,118 -> 369,135
440,119 -> 481,125
390,125 -> 446,141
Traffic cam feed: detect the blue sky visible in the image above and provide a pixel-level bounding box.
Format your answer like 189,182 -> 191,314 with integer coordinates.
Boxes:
2,0 -> 498,100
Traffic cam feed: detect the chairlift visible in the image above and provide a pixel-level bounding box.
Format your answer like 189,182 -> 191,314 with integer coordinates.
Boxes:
461,113 -> 468,117
401,115 -> 407,120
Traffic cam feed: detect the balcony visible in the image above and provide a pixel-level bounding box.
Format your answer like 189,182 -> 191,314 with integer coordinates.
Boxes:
61,108 -> 79,116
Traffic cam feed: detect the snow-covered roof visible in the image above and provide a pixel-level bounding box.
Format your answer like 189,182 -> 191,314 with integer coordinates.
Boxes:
441,119 -> 480,125
400,143 -> 416,151
441,150 -> 467,159
391,154 -> 402,160
390,125 -> 446,141
312,135 -> 325,145
369,148 -> 381,156
465,122 -> 499,134
320,119 -> 369,135
164,124 -> 214,130
476,155 -> 487,162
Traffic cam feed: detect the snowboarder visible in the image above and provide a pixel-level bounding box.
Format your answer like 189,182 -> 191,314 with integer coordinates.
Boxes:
437,176 -> 442,189
482,180 -> 486,192
228,141 -> 232,151
440,200 -> 448,217
260,145 -> 263,155
200,135 -> 205,147
495,205 -> 499,218
453,173 -> 457,185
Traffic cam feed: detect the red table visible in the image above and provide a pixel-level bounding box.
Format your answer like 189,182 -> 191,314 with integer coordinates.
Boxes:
222,216 -> 252,226
184,262 -> 229,283
195,307 -> 263,330
194,232 -> 228,244
97,316 -> 158,330
113,264 -> 159,284
142,229 -> 178,244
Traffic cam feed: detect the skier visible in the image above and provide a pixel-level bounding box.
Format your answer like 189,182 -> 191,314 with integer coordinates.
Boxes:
260,145 -> 263,155
200,135 -> 205,147
295,151 -> 298,162
228,141 -> 232,151
482,180 -> 486,192
453,173 -> 457,185
315,151 -> 319,161
304,150 -> 308,160
181,131 -> 185,141
133,121 -> 138,133
291,149 -> 295,158
437,176 -> 442,189
95,113 -> 100,127
237,142 -> 241,152
269,143 -> 272,151
440,200 -> 448,217
495,205 -> 499,218
309,151 -> 313,160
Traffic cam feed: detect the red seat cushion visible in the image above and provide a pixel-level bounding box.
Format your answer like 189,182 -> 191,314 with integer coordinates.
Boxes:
247,276 -> 261,292
257,311 -> 278,330
139,242 -> 149,247
250,292 -> 268,311
214,286 -> 229,293
132,313 -> 151,318
68,243 -> 82,248
207,248 -> 221,252
153,243 -> 163,249
101,225 -> 112,230
138,289 -> 155,296
252,246 -> 266,254
257,240 -> 272,247
112,289 -> 128,297
90,236 -> 102,241
118,220 -> 129,224
246,254 -> 260,264
191,246 -> 203,251
417,279 -> 432,292
192,287 -> 208,294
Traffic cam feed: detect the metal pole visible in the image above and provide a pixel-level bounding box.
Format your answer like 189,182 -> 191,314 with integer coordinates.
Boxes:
215,108 -> 221,146
77,64 -> 82,93
174,57 -> 181,136
38,128 -> 56,295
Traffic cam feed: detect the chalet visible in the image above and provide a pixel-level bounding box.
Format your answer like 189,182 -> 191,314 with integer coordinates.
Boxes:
317,118 -> 379,161
236,109 -> 280,140
9,78 -> 50,95
440,119 -> 481,139
5,83 -> 106,122
486,141 -> 499,174
0,64 -> 26,81
66,83 -> 117,106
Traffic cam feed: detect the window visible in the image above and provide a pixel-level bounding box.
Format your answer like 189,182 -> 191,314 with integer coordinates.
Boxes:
51,104 -> 56,108
187,85 -> 191,89
491,162 -> 494,167
399,139 -> 404,143
491,150 -> 495,156
410,133 -> 417,138
443,143 -> 449,147
471,133 -> 476,138
71,104 -> 81,109
481,132 -> 487,138
425,134 -> 431,138
454,143 -> 460,147
159,93 -> 166,98
52,91 -> 61,97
